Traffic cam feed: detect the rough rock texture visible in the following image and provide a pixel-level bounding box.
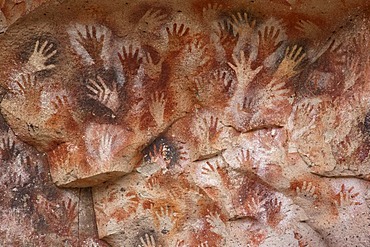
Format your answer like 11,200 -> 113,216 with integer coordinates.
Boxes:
0,117 -> 108,246
0,0 -> 49,33
0,0 -> 370,246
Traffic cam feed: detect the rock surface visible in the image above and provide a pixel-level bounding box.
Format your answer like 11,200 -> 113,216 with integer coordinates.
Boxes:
0,0 -> 370,246
0,117 -> 108,246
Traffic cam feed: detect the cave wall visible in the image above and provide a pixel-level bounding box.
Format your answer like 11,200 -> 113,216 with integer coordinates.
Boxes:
0,0 -> 370,246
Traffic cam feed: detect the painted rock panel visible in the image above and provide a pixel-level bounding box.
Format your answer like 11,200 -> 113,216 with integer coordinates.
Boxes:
0,0 -> 370,246
0,116 -> 108,246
